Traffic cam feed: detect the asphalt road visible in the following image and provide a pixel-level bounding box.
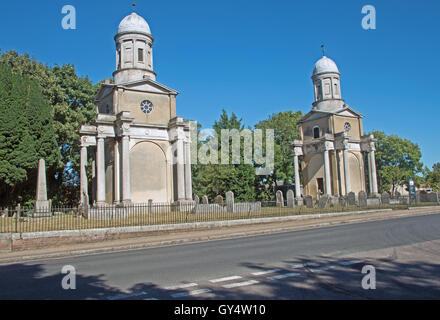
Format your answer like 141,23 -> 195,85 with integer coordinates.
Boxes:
1,213 -> 440,299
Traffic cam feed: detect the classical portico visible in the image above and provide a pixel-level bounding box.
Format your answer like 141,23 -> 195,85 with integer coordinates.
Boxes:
292,55 -> 379,200
79,12 -> 193,206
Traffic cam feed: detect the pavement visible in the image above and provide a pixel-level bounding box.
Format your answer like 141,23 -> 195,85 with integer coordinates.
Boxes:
0,206 -> 439,299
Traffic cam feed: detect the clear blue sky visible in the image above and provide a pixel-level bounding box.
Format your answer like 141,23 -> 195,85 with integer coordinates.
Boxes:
0,0 -> 439,168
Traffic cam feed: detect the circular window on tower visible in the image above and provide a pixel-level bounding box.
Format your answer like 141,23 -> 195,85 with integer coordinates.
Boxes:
140,100 -> 154,114
344,122 -> 352,132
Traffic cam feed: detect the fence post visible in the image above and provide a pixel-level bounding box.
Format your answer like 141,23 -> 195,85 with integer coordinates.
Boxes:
15,204 -> 20,233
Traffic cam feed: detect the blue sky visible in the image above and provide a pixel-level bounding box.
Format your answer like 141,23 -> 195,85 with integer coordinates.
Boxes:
0,0 -> 439,168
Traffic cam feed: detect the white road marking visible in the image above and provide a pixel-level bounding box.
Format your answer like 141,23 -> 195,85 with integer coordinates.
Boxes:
251,269 -> 281,276
267,272 -> 300,280
164,283 -> 198,290
209,275 -> 242,283
310,265 -> 336,272
222,280 -> 260,289
339,259 -> 364,266
290,262 -> 318,269
171,289 -> 212,298
106,291 -> 148,300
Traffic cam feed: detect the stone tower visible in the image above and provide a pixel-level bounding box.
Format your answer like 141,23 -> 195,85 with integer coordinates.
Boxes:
292,54 -> 379,200
79,11 -> 193,206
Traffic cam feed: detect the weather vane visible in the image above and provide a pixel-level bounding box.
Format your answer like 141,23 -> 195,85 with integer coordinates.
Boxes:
321,44 -> 325,57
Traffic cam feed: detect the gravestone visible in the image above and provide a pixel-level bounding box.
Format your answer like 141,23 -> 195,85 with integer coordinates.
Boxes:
215,195 -> 224,206
381,192 -> 390,204
318,195 -> 330,209
202,196 -> 209,204
367,198 -> 381,206
234,202 -> 262,213
358,191 -> 367,207
347,192 -> 356,206
35,159 -> 50,215
428,192 -> 439,203
339,196 -> 347,207
226,191 -> 234,213
194,195 -> 200,205
304,195 -> 313,208
192,204 -> 226,214
286,190 -> 295,208
276,190 -> 284,208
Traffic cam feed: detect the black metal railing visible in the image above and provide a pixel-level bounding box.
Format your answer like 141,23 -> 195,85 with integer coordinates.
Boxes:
0,196 -> 438,234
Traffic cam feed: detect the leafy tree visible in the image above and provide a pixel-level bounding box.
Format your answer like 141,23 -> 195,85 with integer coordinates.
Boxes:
370,130 -> 423,194
424,163 -> 440,191
254,111 -> 303,200
0,50 -> 99,204
192,110 -> 256,201
0,63 -> 60,206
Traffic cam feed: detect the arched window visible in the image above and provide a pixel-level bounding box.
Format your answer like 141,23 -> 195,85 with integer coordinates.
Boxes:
313,126 -> 320,139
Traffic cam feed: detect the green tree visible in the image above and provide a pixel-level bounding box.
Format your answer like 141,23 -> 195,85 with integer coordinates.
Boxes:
0,50 -> 99,204
192,110 -> 256,201
0,63 -> 60,206
370,130 -> 423,194
254,110 -> 303,200
425,163 -> 440,191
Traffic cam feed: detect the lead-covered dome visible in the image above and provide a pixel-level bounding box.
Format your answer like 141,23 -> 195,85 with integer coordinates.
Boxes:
313,56 -> 339,76
117,12 -> 151,35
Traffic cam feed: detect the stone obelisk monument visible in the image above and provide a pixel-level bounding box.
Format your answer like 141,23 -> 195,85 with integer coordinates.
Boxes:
35,159 -> 49,214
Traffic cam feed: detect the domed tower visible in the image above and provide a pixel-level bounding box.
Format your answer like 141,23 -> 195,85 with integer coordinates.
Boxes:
113,12 -> 156,84
311,56 -> 344,112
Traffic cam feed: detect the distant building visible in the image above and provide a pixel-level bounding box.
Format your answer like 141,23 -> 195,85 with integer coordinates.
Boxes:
292,55 -> 379,200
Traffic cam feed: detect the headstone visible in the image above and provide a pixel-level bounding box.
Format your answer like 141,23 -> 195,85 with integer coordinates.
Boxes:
428,192 -> 439,203
339,196 -> 347,207
286,190 -> 295,208
381,192 -> 390,204
276,190 -> 284,208
226,191 -> 234,213
358,191 -> 367,207
194,195 -> 200,205
318,195 -> 330,209
304,195 -> 313,208
35,159 -> 50,215
215,195 -> 224,206
347,192 -> 356,206
192,204 -> 226,214
202,196 -> 209,204
233,202 -> 262,213
367,198 -> 381,206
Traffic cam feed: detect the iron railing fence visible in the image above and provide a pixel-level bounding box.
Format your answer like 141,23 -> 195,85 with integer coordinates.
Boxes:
0,196 -> 438,234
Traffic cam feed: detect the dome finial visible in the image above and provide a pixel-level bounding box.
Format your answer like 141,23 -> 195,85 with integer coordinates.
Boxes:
132,0 -> 136,12
321,44 -> 325,57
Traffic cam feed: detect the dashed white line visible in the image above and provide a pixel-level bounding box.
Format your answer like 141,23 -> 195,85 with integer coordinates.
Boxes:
222,280 -> 260,289
106,291 -> 148,300
164,283 -> 198,290
310,265 -> 336,272
209,275 -> 242,283
251,269 -> 281,276
171,289 -> 212,298
267,272 -> 300,280
339,259 -> 364,266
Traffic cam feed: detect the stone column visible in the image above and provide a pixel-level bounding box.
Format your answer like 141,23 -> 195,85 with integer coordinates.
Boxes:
176,137 -> 186,201
323,149 -> 332,196
80,145 -> 88,205
367,152 -> 373,194
96,137 -> 106,206
113,139 -> 120,204
184,141 -> 193,200
293,154 -> 301,199
369,143 -> 378,194
121,135 -> 131,204
343,142 -> 351,195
